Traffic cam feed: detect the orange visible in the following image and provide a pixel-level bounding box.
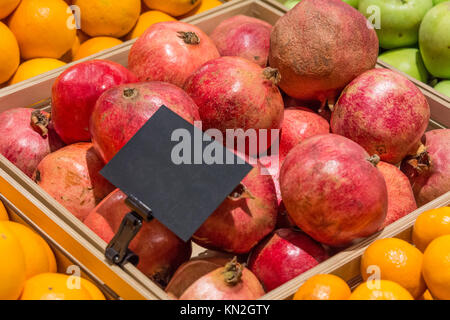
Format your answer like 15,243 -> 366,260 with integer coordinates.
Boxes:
413,206 -> 450,252
293,274 -> 351,300
9,58 -> 66,84
0,222 -> 26,300
74,0 -> 141,38
419,289 -> 434,300
8,0 -> 76,59
20,273 -> 93,300
0,0 -> 20,19
81,278 -> 106,300
0,21 -> 19,84
349,280 -> 414,300
125,10 -> 176,40
0,221 -> 57,279
73,37 -> 123,61
0,201 -> 8,220
144,0 -> 201,16
180,0 -> 223,18
360,238 -> 426,298
422,235 -> 450,300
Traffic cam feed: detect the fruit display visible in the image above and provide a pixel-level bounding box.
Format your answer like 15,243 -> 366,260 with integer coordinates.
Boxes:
0,0 -> 225,87
0,0 -> 448,302
0,201 -> 105,300
292,206 -> 450,300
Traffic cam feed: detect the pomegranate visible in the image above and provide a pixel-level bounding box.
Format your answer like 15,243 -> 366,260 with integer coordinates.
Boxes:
184,56 -> 284,155
279,107 -> 330,163
192,165 -> 278,254
269,0 -> 378,104
84,189 -> 192,287
179,257 -> 265,300
401,129 -> 450,206
248,228 -> 329,291
280,134 -> 388,247
0,108 -> 64,177
34,143 -> 114,221
165,252 -> 232,298
90,81 -> 200,164
210,15 -> 272,67
377,161 -> 417,228
52,60 -> 138,144
128,21 -> 219,87
331,69 -> 430,164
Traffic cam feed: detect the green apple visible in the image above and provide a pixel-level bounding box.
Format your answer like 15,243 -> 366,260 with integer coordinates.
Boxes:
379,48 -> 429,82
359,0 -> 433,49
342,0 -> 360,8
434,80 -> 450,97
419,2 -> 450,78
433,0 -> 449,5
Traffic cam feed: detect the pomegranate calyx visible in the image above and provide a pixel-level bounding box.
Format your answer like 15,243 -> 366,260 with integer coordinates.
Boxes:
263,67 -> 281,85
222,257 -> 243,286
227,183 -> 255,201
177,31 -> 200,45
30,110 -> 50,137
404,144 -> 431,176
367,154 -> 381,167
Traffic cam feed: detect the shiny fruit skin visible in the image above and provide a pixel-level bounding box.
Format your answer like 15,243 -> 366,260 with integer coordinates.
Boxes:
0,22 -> 20,84
422,235 -> 450,300
349,280 -> 414,300
73,37 -> 123,61
143,0 -> 201,16
10,58 -> 66,85
413,207 -> 450,252
293,274 -> 351,300
125,11 -> 176,40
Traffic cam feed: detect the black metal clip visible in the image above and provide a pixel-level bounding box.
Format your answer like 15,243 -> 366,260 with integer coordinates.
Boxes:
105,194 -> 154,267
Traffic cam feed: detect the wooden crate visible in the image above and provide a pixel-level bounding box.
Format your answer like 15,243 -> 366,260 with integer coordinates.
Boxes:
263,0 -> 450,129
0,0 -> 448,300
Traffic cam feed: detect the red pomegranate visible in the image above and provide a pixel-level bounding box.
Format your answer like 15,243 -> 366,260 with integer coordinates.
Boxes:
0,108 -> 64,177
280,134 -> 388,247
84,189 -> 192,287
52,60 -> 138,144
248,228 -> 329,291
269,0 -> 378,104
179,257 -> 265,300
192,165 -> 278,254
210,15 -> 272,67
128,21 -> 219,87
184,56 -> 284,156
279,107 -> 330,162
377,161 -> 417,228
331,69 -> 430,164
90,81 -> 200,164
34,143 -> 114,221
401,129 -> 450,206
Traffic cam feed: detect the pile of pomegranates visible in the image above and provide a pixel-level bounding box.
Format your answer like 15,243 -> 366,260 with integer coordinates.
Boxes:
0,0 -> 448,300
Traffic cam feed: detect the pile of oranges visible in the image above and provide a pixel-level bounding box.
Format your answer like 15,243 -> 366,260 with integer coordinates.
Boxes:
292,206 -> 450,300
0,0 -> 223,87
0,200 -> 105,300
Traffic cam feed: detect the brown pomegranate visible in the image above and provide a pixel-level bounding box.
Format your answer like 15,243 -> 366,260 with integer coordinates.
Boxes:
269,0 -> 378,105
34,143 -> 114,221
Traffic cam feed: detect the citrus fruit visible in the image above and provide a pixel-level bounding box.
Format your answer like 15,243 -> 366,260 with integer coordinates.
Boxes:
74,0 -> 141,38
422,234 -> 450,300
0,221 -> 57,279
419,289 -> 434,300
360,237 -> 426,298
0,201 -> 8,220
20,273 -> 93,300
144,0 -> 201,16
81,278 -> 105,300
349,280 -> 414,300
125,10 -> 176,40
413,206 -> 450,252
180,0 -> 223,18
0,222 -> 26,300
0,21 -> 20,84
73,37 -> 123,61
8,0 -> 77,59
293,274 -> 351,300
0,0 -> 20,19
9,58 -> 66,84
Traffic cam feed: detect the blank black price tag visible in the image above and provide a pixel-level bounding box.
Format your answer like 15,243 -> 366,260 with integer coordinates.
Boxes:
100,106 -> 253,241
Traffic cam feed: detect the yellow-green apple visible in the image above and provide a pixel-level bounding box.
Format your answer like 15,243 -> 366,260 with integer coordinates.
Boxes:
379,48 -> 429,82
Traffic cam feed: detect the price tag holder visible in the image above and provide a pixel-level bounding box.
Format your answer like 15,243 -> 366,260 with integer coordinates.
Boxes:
100,106 -> 253,266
